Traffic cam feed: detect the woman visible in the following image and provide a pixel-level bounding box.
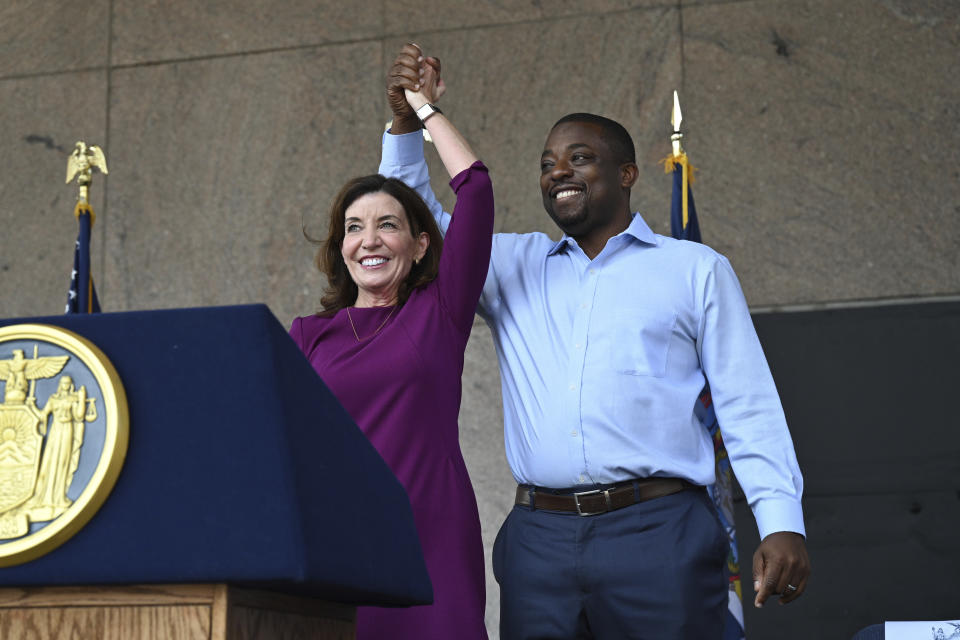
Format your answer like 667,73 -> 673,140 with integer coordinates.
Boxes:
290,50 -> 492,639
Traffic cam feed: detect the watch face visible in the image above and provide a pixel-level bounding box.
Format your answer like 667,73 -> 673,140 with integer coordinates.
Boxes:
417,103 -> 439,122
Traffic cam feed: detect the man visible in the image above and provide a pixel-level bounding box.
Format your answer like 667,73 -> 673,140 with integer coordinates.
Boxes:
381,44 -> 810,639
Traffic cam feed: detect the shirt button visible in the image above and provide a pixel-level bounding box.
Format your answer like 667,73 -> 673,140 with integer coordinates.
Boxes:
578,475 -> 585,483
589,269 -> 597,275
574,343 -> 582,349
580,303 -> 588,309
571,430 -> 578,437
568,384 -> 576,391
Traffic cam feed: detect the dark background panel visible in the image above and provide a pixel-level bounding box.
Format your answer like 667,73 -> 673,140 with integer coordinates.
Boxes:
736,490 -> 960,638
734,300 -> 960,638
754,302 -> 960,496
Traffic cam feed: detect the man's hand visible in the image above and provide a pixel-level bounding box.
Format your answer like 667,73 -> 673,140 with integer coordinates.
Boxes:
386,44 -> 442,134
752,531 -> 810,607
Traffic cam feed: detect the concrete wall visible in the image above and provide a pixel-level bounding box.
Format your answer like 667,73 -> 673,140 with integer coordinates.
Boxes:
2,1 -> 958,636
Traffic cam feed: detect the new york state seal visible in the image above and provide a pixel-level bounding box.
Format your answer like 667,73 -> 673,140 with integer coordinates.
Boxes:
0,324 -> 128,566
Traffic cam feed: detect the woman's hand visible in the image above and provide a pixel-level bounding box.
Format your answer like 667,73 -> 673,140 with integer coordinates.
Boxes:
404,50 -> 445,111
397,47 -> 477,179
420,56 -> 445,102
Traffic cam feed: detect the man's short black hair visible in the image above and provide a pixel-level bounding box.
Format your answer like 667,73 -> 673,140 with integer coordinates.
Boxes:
551,113 -> 636,166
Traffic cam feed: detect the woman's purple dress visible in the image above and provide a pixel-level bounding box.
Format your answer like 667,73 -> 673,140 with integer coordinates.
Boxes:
290,163 -> 493,639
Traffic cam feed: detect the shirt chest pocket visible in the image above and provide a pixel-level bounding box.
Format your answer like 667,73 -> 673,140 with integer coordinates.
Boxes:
608,311 -> 678,378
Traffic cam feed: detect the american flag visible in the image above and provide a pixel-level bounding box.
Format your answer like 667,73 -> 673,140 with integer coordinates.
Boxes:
65,202 -> 101,314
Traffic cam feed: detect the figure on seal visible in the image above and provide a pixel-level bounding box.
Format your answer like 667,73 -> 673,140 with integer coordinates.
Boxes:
28,375 -> 90,521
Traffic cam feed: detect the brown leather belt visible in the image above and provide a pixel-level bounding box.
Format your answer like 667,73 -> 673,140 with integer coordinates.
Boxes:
515,478 -> 697,516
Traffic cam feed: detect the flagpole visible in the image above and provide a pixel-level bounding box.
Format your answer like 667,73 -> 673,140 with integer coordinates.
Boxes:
671,91 -> 689,229
65,142 -> 107,314
664,94 -> 744,638
671,90 -> 683,158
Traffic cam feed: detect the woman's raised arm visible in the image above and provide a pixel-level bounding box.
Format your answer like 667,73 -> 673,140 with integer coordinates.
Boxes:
402,46 -> 479,179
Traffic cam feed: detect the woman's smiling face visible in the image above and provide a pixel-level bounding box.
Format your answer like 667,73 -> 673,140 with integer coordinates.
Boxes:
340,191 -> 428,307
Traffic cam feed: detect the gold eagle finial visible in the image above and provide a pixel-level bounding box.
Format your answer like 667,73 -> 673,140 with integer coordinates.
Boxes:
65,141 -> 108,205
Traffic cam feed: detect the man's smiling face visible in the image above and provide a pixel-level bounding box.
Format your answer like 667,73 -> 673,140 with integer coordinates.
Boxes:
539,121 -> 633,245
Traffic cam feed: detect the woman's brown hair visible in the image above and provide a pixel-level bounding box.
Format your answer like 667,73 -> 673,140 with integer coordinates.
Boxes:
308,174 -> 444,316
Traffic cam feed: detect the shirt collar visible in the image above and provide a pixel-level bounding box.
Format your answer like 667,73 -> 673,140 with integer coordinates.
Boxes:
547,212 -> 658,256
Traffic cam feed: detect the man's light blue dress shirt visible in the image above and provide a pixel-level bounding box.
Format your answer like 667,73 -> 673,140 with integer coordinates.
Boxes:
380,131 -> 805,539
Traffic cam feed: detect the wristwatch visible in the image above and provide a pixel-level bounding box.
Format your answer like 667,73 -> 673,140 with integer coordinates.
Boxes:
415,102 -> 443,123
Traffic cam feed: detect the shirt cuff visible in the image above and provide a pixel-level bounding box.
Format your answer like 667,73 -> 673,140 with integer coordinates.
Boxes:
449,161 -> 489,193
382,129 -> 425,165
753,497 -> 807,540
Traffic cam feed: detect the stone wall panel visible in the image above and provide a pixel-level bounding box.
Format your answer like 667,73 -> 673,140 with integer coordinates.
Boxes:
0,1 -> 109,77
104,43 -> 383,325
0,71 -> 107,318
112,0 -> 382,65
682,0 -> 960,305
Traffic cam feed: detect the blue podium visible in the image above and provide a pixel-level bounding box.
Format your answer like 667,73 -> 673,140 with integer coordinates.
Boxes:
0,304 -> 431,638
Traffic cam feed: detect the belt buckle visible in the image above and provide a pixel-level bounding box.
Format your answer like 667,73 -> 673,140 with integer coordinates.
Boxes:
573,488 -> 611,516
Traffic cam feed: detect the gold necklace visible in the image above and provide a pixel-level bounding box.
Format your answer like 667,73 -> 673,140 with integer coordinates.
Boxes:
346,306 -> 396,342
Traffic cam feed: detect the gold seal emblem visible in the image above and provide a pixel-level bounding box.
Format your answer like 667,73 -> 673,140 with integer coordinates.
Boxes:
0,324 -> 128,567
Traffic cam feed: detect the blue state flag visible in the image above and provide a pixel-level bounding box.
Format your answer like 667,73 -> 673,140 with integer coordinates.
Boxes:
669,152 -> 701,242
665,151 -> 744,640
66,201 -> 101,314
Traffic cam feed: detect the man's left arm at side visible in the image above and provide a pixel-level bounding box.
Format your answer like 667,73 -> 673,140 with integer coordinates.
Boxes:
696,254 -> 811,607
